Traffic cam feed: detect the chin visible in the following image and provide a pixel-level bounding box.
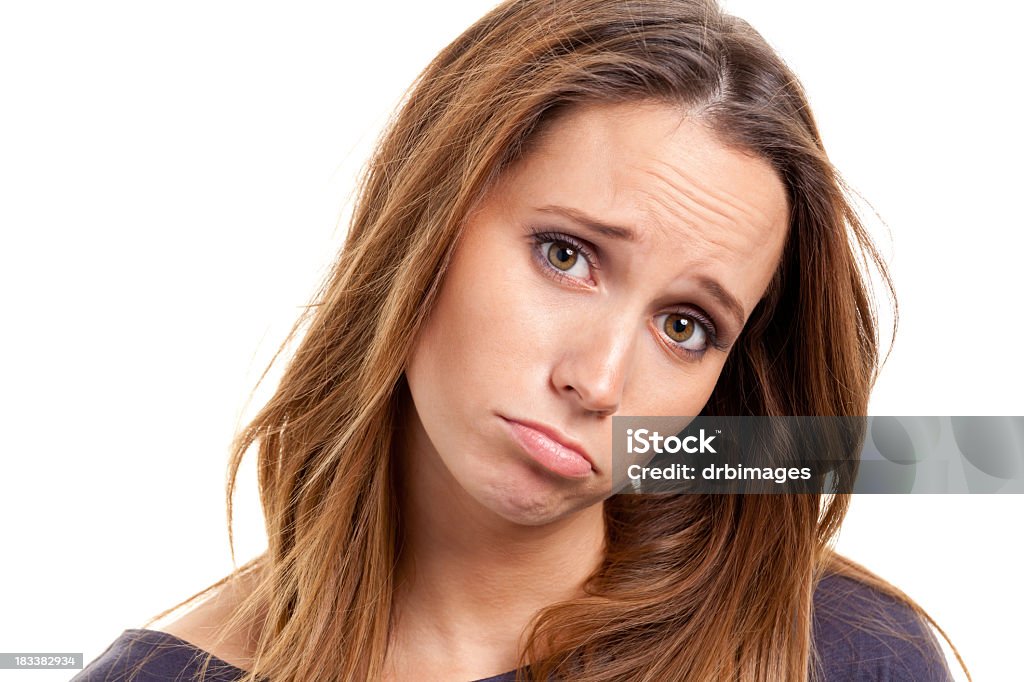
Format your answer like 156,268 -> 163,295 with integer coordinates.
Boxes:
472,465 -> 603,526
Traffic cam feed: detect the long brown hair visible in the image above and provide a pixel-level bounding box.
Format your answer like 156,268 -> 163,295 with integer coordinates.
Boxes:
144,1 -> 969,680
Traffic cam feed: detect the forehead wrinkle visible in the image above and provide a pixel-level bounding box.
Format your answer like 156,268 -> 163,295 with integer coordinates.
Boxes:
631,170 -> 749,260
637,157 -> 783,242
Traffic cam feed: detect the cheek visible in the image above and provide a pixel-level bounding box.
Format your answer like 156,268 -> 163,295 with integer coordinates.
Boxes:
624,354 -> 727,418
448,248 -> 559,375
407,251 -> 541,411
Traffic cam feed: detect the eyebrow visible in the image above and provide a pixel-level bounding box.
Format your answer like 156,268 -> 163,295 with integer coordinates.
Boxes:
695,275 -> 747,331
536,204 -> 639,242
534,204 -> 748,330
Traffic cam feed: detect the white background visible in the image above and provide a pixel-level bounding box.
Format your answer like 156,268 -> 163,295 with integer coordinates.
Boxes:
1,1 -> 1020,680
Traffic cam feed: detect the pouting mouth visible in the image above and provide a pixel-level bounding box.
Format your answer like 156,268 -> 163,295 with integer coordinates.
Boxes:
500,415 -> 596,474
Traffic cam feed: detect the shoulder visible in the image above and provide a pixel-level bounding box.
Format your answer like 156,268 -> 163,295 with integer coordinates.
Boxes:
811,572 -> 954,682
153,583 -> 260,672
74,570 -> 267,681
71,629 -> 249,682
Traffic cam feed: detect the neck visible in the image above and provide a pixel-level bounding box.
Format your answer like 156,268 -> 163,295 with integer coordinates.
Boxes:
396,478 -> 606,623
388,403 -> 606,676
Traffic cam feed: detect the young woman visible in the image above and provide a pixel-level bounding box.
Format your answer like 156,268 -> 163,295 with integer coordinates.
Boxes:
75,0 -> 968,680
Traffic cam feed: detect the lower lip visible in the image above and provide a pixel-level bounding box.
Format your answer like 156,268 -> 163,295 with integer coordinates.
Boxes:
502,418 -> 593,479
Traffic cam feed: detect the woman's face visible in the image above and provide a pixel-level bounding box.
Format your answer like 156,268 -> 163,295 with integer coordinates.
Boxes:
403,101 -> 789,526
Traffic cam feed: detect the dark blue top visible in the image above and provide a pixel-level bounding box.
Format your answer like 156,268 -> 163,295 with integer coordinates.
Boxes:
71,573 -> 954,681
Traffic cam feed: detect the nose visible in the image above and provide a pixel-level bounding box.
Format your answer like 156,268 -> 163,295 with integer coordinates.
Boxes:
551,314 -> 636,416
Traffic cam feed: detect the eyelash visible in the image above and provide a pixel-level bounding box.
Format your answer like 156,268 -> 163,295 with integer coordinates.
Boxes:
527,228 -> 727,360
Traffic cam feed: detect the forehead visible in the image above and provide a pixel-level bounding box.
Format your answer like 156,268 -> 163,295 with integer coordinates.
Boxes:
496,101 -> 790,317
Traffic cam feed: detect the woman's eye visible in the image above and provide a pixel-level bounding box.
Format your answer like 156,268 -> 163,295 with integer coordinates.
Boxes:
541,240 -> 592,280
657,313 -> 708,353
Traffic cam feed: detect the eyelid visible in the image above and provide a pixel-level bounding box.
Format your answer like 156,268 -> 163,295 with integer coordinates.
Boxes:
652,317 -> 707,361
665,307 -> 728,353
530,229 -> 601,273
655,312 -> 716,361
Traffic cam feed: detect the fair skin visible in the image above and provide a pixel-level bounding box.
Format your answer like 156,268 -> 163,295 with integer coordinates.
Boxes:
155,101 -> 789,681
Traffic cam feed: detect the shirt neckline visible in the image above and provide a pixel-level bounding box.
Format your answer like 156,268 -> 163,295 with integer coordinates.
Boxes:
123,627 -> 520,682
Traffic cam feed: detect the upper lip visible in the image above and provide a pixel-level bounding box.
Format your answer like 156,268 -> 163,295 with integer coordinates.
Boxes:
501,415 -> 596,471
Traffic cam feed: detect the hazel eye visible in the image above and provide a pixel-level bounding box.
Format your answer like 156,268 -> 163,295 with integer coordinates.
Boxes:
541,240 -> 591,279
659,313 -> 708,351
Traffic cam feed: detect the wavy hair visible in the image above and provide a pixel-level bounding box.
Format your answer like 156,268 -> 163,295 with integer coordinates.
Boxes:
145,1 -> 969,680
